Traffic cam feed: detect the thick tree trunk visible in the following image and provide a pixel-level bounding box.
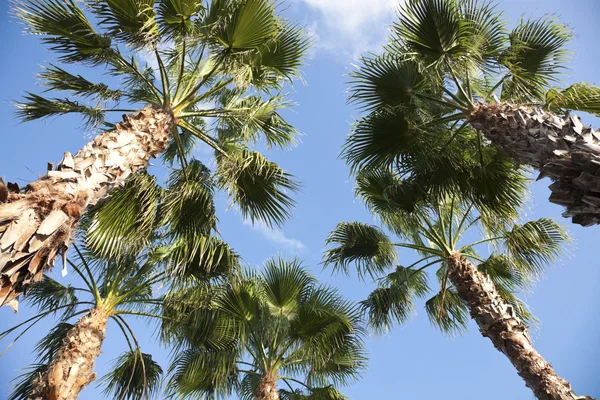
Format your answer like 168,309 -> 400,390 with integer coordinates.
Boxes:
468,102 -> 600,227
446,253 -> 592,400
0,106 -> 173,307
28,307 -> 109,400
256,374 -> 279,400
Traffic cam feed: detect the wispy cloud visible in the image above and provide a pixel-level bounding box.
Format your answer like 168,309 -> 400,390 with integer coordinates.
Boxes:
243,219 -> 305,252
297,0 -> 398,58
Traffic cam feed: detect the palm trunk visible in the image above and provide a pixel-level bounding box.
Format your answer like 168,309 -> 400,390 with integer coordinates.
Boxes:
468,102 -> 600,227
446,253 -> 592,400
28,307 -> 109,400
0,106 -> 173,307
256,374 -> 279,400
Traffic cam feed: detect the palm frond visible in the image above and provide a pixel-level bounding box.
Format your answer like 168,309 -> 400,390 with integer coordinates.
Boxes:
24,276 -> 79,319
503,217 -> 568,277
15,93 -> 106,128
424,288 -> 469,335
349,56 -> 423,111
14,0 -> 112,64
39,64 -> 122,101
7,364 -> 49,400
33,322 -> 74,363
323,222 -> 397,280
546,83 -> 600,117
261,258 -> 315,318
161,159 -> 217,237
158,234 -> 239,281
216,147 -> 298,227
500,16 -> 572,101
361,266 -> 430,333
88,0 -> 159,47
83,172 -> 161,260
98,349 -> 163,400
156,0 -> 204,39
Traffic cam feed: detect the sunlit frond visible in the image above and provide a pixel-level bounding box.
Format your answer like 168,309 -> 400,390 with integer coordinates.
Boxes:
323,222 -> 396,280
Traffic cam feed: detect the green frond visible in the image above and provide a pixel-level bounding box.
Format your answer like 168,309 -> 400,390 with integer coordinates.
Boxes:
88,0 -> 159,47
252,21 -> 310,81
7,364 -> 49,400
261,258 -> 315,318
156,0 -> 204,39
500,16 -> 572,101
393,0 -> 469,67
166,347 -> 239,399
39,64 -> 122,101
216,148 -> 298,227
33,322 -> 74,363
457,0 -> 506,67
161,159 -> 217,237
14,0 -> 112,64
24,276 -> 79,319
216,95 -> 298,149
323,222 -> 397,280
209,0 -> 278,51
15,93 -> 106,128
424,288 -> 469,335
503,217 -> 568,277
83,172 -> 161,260
361,266 -> 430,333
546,83 -> 600,117
344,109 -> 417,171
478,254 -> 528,291
158,234 -> 239,280
98,350 -> 163,400
349,56 -> 424,111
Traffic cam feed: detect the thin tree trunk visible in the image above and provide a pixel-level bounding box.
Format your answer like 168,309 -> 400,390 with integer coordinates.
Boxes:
256,374 -> 279,400
446,253 -> 592,400
468,102 -> 600,227
28,307 -> 109,400
0,106 -> 173,307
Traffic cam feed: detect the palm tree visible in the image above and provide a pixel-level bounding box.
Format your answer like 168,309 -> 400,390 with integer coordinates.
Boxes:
161,258 -> 366,400
322,169 -> 592,400
0,0 -> 308,307
2,252 -> 168,400
1,162 -> 239,399
349,0 -> 600,226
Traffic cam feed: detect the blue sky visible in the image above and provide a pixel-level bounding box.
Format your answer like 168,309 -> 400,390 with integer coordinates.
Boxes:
1,0 -> 599,399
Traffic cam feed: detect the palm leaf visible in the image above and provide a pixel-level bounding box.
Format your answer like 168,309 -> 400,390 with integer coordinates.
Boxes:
15,93 -> 106,128
89,0 -> 159,47
546,83 -> 600,117
323,222 -> 397,280
39,64 -> 122,101
98,350 -> 163,400
500,16 -> 571,101
156,0 -> 204,39
216,147 -> 298,227
14,0 -> 112,64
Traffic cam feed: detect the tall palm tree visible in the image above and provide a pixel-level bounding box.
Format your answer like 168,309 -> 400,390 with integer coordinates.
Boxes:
323,169 -> 592,400
0,0 -> 308,307
161,258 -> 366,400
1,162 -> 239,399
349,0 -> 600,226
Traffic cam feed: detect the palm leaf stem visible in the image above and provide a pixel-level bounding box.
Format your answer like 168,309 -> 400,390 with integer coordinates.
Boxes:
155,46 -> 171,107
176,119 -> 228,156
173,39 -> 187,100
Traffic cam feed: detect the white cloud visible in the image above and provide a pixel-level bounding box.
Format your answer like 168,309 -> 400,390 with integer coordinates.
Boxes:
297,0 -> 399,58
243,219 -> 305,251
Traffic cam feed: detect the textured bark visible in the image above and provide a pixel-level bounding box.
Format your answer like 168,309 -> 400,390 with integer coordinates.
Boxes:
447,253 -> 592,400
256,374 -> 279,400
28,307 -> 109,400
468,102 -> 600,227
0,106 -> 173,307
